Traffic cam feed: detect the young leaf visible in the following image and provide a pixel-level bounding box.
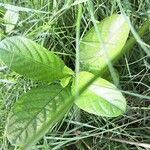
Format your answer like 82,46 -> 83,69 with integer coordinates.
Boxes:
0,36 -> 72,82
6,84 -> 73,149
60,76 -> 72,87
80,14 -> 130,74
4,9 -> 19,33
72,71 -> 126,117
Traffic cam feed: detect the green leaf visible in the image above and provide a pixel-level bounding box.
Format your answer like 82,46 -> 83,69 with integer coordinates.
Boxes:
0,36 -> 72,82
72,71 -> 126,117
4,9 -> 19,33
80,14 -> 130,74
6,84 -> 73,149
60,76 -> 72,87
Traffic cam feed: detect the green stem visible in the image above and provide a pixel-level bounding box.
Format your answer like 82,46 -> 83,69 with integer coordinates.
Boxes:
74,3 -> 82,125
115,19 -> 150,63
75,4 -> 82,94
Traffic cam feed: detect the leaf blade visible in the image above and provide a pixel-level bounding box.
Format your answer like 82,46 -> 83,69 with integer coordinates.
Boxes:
72,71 -> 126,117
80,14 -> 130,74
6,84 -> 73,149
0,36 -> 71,82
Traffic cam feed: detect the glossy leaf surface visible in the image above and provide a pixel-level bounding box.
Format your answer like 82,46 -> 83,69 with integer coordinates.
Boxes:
80,14 -> 130,74
6,84 -> 72,149
0,36 -> 72,82
72,71 -> 126,117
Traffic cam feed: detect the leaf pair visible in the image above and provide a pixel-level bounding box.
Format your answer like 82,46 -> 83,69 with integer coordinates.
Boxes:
0,36 -> 74,148
0,14 -> 130,149
73,14 -> 130,117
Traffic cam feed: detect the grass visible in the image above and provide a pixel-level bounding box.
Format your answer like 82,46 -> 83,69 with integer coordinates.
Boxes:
0,0 -> 150,149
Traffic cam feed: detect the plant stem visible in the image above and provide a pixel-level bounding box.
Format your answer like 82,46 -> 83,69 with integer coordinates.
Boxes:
74,3 -> 82,125
75,4 -> 82,95
115,19 -> 150,64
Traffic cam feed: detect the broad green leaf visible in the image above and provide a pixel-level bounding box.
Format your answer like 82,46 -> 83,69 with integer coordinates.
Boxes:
0,36 -> 73,82
80,14 -> 130,74
6,84 -> 73,149
4,9 -> 19,33
72,71 -> 126,117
